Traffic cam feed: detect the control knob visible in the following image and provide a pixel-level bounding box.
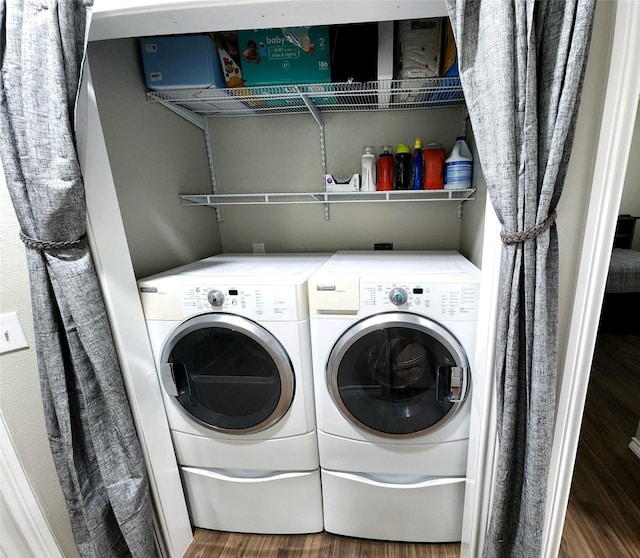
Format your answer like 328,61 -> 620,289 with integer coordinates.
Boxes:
207,289 -> 225,307
389,287 -> 408,306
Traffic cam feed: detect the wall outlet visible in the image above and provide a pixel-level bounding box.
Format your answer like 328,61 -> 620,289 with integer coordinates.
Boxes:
252,243 -> 265,254
0,312 -> 29,355
374,242 -> 393,250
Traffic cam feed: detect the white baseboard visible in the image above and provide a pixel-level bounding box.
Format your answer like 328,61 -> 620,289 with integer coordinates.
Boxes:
629,437 -> 640,460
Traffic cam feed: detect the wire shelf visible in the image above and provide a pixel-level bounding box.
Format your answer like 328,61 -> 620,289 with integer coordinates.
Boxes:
148,78 -> 464,117
180,189 -> 475,207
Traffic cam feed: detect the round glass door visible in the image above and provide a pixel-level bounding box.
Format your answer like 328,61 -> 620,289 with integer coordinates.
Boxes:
160,313 -> 295,434
327,312 -> 469,438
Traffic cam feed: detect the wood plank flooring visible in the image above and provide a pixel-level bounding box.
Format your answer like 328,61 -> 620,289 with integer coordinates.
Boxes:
559,333 -> 640,558
183,334 -> 640,558
184,531 -> 459,558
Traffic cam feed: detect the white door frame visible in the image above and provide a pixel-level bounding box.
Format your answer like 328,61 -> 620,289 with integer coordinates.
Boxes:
0,413 -> 64,558
543,2 -> 640,556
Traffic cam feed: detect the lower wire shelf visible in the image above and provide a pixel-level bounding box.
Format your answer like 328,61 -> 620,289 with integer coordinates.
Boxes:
180,189 -> 475,206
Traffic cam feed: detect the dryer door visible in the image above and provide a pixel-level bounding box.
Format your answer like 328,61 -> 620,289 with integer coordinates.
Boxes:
327,312 -> 470,438
160,313 -> 295,434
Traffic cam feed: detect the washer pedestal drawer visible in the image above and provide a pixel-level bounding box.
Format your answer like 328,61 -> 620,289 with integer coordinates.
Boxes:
181,466 -> 323,534
321,469 -> 464,542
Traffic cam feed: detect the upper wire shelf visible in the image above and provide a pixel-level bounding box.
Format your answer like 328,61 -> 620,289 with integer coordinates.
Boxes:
146,77 -> 464,117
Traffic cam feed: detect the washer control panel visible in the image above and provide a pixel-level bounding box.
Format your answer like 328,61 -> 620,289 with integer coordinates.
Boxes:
361,281 -> 480,320
181,284 -> 300,320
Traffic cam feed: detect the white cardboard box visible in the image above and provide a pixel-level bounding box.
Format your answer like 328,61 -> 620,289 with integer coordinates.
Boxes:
378,21 -> 394,109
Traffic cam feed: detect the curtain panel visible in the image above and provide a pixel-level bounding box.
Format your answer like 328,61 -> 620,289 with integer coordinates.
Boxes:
445,0 -> 596,556
0,1 -> 157,556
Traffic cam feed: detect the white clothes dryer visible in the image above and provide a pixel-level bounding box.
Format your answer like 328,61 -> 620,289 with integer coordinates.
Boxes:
308,251 -> 481,543
137,253 -> 331,534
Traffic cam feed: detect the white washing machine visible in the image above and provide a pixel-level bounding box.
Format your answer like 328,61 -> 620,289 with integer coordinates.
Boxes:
308,251 -> 481,543
137,253 -> 331,534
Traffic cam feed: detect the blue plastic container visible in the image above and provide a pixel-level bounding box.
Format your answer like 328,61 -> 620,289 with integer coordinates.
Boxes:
140,35 -> 226,90
411,137 -> 423,190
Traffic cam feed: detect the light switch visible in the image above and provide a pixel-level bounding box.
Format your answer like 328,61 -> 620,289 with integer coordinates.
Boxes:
0,312 -> 29,355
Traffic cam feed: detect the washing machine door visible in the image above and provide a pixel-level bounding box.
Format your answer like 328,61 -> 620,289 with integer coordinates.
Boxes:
327,312 -> 470,438
159,313 -> 295,434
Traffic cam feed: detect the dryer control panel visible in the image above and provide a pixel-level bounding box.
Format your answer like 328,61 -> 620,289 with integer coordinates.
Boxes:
181,284 -> 303,320
360,281 -> 480,321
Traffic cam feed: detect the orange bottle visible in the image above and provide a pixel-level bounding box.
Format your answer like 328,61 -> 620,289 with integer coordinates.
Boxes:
422,143 -> 445,190
378,145 -> 394,191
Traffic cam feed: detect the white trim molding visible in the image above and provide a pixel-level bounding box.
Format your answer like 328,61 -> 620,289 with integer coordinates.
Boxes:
460,197 -> 501,558
630,438 -> 640,460
0,414 -> 63,558
543,2 -> 640,557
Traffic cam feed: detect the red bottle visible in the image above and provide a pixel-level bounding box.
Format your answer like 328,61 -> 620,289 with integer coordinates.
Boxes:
422,144 -> 445,190
377,145 -> 394,191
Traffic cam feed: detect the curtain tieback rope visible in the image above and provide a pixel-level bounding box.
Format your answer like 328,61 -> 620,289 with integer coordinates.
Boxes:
500,211 -> 557,244
19,231 -> 86,251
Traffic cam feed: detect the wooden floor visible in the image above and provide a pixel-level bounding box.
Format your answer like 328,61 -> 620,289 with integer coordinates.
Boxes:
184,531 -> 459,558
183,334 -> 640,558
559,333 -> 640,558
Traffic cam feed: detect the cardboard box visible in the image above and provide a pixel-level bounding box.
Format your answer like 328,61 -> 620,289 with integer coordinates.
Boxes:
325,174 -> 360,192
214,32 -> 245,87
440,19 -> 459,77
377,22 -> 395,82
377,21 -> 395,108
140,35 -> 226,90
395,19 -> 442,80
426,19 -> 462,106
238,26 -> 331,86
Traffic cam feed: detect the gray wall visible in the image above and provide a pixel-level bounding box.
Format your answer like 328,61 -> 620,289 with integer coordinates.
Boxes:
209,109 -> 473,253
88,39 -> 224,279
88,37 -> 479,267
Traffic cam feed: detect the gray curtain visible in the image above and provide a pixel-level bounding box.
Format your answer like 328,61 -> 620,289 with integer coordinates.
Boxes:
445,0 -> 595,556
0,1 -> 157,556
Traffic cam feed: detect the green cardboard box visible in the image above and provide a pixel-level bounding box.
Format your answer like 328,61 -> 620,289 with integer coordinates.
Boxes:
237,26 -> 331,86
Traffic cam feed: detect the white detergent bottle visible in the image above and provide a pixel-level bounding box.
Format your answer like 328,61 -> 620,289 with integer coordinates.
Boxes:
444,136 -> 473,190
361,145 -> 377,192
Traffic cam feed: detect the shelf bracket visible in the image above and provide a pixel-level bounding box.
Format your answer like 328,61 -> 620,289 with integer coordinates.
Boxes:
204,122 -> 222,222
157,99 -> 207,130
295,87 -> 330,220
157,100 -> 222,221
318,124 -> 330,221
295,86 -> 323,128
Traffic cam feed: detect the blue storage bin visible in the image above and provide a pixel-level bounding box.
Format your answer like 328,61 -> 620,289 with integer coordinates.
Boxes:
140,35 -> 226,90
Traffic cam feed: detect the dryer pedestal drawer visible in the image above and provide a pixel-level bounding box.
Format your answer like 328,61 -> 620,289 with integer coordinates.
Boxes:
321,469 -> 464,542
173,429 -> 320,471
181,466 -> 323,534
318,430 -> 468,476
